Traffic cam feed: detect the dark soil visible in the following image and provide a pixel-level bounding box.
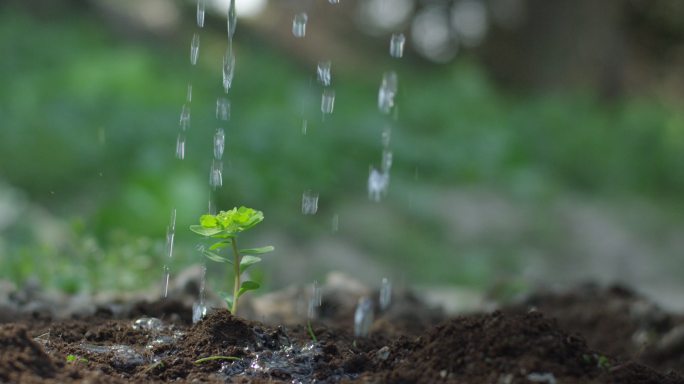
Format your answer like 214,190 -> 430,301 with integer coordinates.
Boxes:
0,285 -> 683,383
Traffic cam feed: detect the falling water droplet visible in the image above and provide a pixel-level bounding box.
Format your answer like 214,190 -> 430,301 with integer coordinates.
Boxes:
368,167 -> 389,202
190,33 -> 200,65
162,265 -> 171,297
354,297 -> 374,337
381,125 -> 391,148
390,33 -> 406,58
331,213 -> 339,232
292,13 -> 308,38
301,119 -> 308,135
162,208 -> 177,298
378,71 -> 398,114
313,280 -> 322,306
316,61 -> 331,86
197,0 -> 206,28
179,103 -> 191,130
193,262 -> 208,323
223,49 -> 236,93
213,128 -> 225,160
321,89 -> 335,114
379,278 -> 392,311
381,149 -> 393,173
302,190 -> 319,215
227,0 -> 237,39
175,133 -> 186,159
209,160 -> 223,189
164,209 -> 177,259
308,280 -> 322,320
186,83 -> 193,102
208,196 -> 218,215
216,97 -> 231,121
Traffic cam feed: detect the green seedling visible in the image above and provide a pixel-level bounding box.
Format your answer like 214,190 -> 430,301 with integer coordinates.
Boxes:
307,319 -> 318,343
190,206 -> 274,315
66,354 -> 88,364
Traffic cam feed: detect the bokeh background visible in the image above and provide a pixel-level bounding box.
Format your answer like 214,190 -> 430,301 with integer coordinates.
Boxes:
2,0 -> 684,309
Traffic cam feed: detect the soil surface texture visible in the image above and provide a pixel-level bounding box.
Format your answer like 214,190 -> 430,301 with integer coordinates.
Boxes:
0,284 -> 683,383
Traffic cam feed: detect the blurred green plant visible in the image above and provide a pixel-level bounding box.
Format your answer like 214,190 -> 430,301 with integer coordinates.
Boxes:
2,6 -> 684,295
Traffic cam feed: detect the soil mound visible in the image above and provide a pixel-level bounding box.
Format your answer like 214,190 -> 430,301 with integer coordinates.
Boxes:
370,311 -> 684,384
0,324 -> 56,383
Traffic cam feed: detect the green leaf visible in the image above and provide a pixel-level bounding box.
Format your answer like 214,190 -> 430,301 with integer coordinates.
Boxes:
239,255 -> 261,273
200,214 -> 218,228
219,292 -> 233,310
202,250 -> 232,263
239,246 -> 274,255
190,225 -> 224,237
209,240 -> 232,251
237,281 -> 260,298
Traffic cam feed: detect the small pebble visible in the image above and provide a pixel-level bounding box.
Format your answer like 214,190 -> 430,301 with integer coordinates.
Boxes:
376,346 -> 390,360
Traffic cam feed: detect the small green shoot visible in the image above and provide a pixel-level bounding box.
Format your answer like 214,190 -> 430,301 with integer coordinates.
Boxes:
194,356 -> 242,365
307,319 -> 318,343
597,355 -> 611,369
66,354 -> 88,364
190,206 -> 274,315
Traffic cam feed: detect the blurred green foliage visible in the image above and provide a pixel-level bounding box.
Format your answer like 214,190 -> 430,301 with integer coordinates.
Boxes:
1,6 -> 684,294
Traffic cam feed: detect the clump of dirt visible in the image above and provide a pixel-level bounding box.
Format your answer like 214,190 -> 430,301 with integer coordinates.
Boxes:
0,324 -> 57,383
511,284 -> 684,375
366,310 -> 683,383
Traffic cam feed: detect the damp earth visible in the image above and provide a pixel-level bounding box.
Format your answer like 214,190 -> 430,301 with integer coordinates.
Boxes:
1,276 -> 683,384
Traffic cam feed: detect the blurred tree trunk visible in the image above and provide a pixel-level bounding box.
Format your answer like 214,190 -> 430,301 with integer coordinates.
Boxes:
482,0 -> 626,98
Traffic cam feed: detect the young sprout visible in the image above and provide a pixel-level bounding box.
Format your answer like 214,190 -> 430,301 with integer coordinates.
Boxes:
190,206 -> 274,315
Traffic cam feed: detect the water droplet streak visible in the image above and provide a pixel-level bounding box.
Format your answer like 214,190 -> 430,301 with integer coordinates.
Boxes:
210,160 -> 223,189
390,33 -> 405,58
179,104 -> 191,130
308,280 -> 322,320
381,149 -> 393,173
162,265 -> 171,298
214,128 -> 225,160
223,49 -> 236,93
292,13 -> 308,38
227,0 -> 237,39
379,278 -> 392,311
331,213 -> 339,232
164,208 -> 176,259
197,0 -> 206,28
317,61 -> 331,86
378,71 -> 398,114
354,297 -> 374,337
321,89 -> 335,114
162,208 -> 177,298
381,125 -> 391,147
302,190 -> 319,215
301,119 -> 308,135
216,97 -> 230,121
175,133 -> 186,159
368,167 -> 390,202
193,262 -> 208,323
190,33 -> 200,65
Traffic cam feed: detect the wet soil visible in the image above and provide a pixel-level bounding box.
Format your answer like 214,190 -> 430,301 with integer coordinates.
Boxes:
0,285 -> 683,383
